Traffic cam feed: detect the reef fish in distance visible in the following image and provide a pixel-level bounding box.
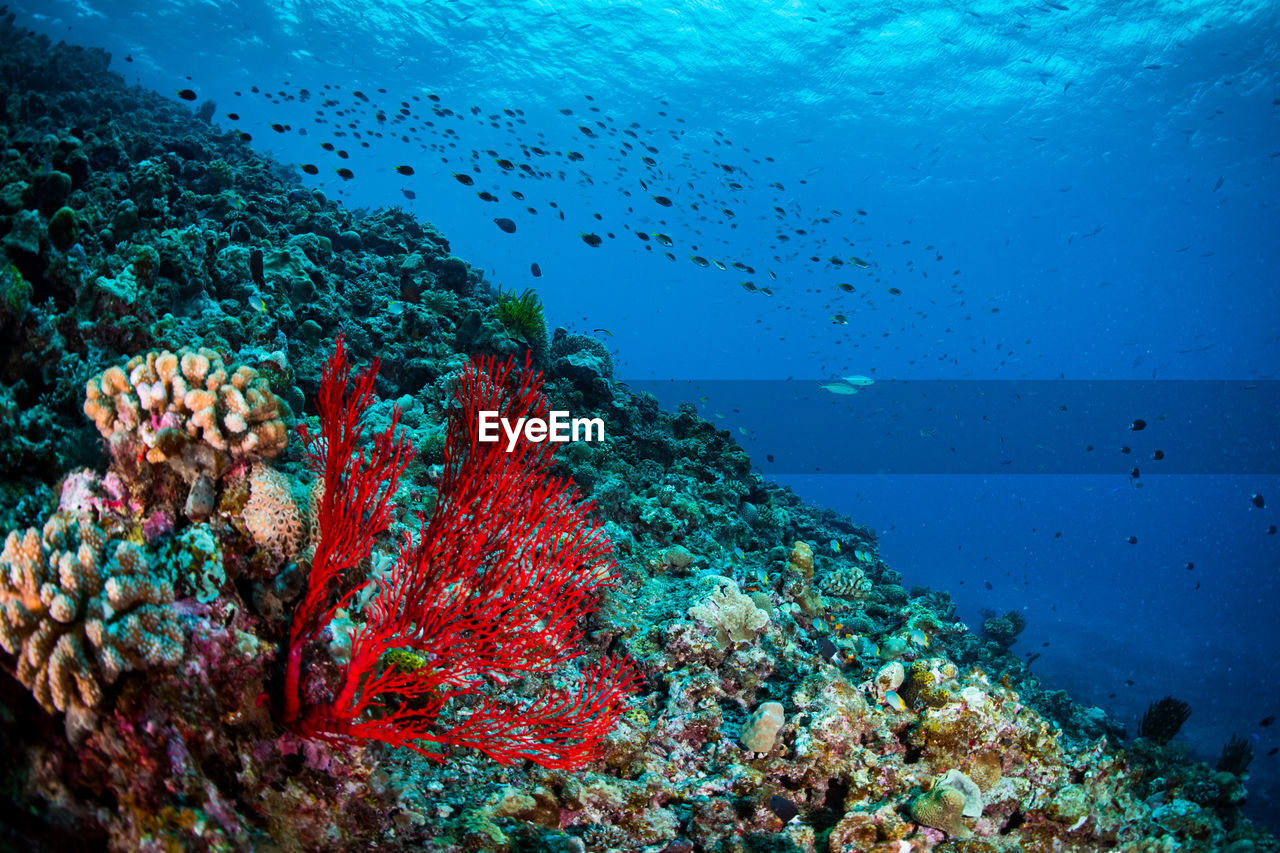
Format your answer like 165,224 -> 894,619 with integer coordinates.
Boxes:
819,383 -> 859,395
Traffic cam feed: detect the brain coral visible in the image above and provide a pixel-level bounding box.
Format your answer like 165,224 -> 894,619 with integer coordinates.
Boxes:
911,781 -> 970,838
83,347 -> 288,481
0,511 -> 183,716
242,463 -> 305,562
739,701 -> 785,753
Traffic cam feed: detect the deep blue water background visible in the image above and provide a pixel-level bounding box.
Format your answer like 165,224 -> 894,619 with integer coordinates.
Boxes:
16,0 -> 1280,826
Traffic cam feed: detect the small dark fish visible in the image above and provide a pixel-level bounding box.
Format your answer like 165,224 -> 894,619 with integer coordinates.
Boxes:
1127,536 -> 1138,544
125,54 -> 133,62
494,158 -> 514,170
401,189 -> 416,200
511,190 -> 525,200
394,165 -> 415,176
767,454 -> 775,463
176,88 -> 198,101
1268,525 -> 1278,535
1152,449 -> 1165,460
337,150 -> 349,159
1261,715 -> 1275,727
301,164 -> 319,175
494,217 -> 517,234
768,796 -> 798,823
1269,747 -> 1279,757
836,283 -> 855,292
1121,446 -> 1132,454
887,287 -> 902,295
652,195 -> 673,207
580,232 -> 602,247
353,90 -> 369,102
1213,176 -> 1224,192
530,262 -> 542,277
1145,64 -> 1163,70
1252,494 -> 1266,508
984,581 -> 993,590
1185,562 -> 1194,570
271,123 -> 287,133
453,172 -> 474,186
476,191 -> 498,202
1130,419 -> 1146,431
1130,468 -> 1140,479
817,637 -> 838,661
567,151 -> 584,162
226,112 -> 240,121
321,142 -> 335,151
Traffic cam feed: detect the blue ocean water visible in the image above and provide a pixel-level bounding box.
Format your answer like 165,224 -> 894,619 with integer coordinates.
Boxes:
17,0 -> 1278,827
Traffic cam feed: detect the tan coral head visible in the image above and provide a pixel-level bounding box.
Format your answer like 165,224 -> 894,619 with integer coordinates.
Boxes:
83,347 -> 289,479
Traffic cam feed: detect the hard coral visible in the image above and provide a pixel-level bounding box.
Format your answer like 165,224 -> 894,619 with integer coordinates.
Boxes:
821,564 -> 871,599
688,577 -> 770,649
0,510 -> 182,717
739,701 -> 785,753
84,347 -> 289,482
911,779 -> 971,838
241,462 -> 305,563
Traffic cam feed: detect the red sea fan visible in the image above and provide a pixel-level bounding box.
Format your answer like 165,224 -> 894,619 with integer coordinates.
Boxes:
283,336 -> 638,769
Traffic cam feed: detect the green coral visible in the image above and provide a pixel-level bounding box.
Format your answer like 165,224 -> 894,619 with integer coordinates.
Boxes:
48,206 -> 78,252
417,431 -> 446,466
381,648 -> 431,673
1,264 -> 31,315
494,286 -> 548,358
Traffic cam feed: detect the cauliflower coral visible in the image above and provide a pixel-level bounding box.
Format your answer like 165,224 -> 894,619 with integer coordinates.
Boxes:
83,347 -> 288,482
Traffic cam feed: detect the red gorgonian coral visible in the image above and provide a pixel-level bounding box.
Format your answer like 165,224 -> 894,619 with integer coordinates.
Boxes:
282,336 -> 637,768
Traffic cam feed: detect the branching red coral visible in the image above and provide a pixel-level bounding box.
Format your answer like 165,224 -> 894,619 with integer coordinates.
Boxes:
283,336 -> 637,769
